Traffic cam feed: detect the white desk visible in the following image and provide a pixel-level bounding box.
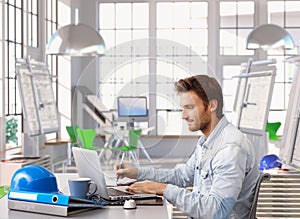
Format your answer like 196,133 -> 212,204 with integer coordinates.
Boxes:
1,196 -> 169,219
0,173 -> 170,219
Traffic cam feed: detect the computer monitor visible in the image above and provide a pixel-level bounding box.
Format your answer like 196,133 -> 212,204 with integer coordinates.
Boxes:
117,96 -> 148,127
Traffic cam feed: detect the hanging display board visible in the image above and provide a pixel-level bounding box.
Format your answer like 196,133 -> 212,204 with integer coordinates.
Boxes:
233,59 -> 277,135
291,118 -> 300,167
16,59 -> 59,136
280,56 -> 300,167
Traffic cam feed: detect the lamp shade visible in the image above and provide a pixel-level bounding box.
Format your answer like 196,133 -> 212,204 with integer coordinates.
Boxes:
46,23 -> 105,56
246,24 -> 294,50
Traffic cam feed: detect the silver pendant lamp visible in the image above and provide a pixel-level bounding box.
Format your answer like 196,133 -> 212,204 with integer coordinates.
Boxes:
246,24 -> 294,50
46,9 -> 105,56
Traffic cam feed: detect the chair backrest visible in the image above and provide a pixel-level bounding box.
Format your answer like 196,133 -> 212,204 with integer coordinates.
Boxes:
128,129 -> 142,147
66,125 -> 79,145
76,128 -> 97,150
265,122 -> 281,140
0,185 -> 9,199
248,173 -> 271,219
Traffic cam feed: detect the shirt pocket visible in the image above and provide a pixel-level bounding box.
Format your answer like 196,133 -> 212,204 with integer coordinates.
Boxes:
200,168 -> 212,195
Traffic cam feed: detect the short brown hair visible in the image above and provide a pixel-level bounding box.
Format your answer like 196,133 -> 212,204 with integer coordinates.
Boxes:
174,75 -> 224,118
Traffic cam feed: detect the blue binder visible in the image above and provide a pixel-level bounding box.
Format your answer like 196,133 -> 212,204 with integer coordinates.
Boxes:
8,190 -> 105,207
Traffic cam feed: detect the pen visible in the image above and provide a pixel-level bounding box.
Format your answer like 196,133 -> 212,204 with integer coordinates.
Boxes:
116,153 -> 125,183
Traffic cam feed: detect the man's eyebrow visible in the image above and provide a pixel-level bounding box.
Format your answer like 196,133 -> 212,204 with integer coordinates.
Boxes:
182,104 -> 195,108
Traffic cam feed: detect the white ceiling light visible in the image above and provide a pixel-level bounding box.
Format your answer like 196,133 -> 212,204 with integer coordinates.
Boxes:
46,9 -> 105,56
246,24 -> 294,50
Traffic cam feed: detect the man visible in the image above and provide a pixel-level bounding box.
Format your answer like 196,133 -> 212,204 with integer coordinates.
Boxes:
115,75 -> 259,219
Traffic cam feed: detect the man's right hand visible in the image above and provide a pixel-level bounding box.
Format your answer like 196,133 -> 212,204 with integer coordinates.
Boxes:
114,162 -> 138,179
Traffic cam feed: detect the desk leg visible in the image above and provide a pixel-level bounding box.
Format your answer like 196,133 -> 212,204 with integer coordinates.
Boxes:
67,142 -> 72,166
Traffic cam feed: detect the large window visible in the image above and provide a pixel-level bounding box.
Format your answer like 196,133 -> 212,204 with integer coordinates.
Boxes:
220,1 -> 300,136
219,1 -> 255,122
44,0 -> 72,140
46,0 -> 57,80
98,0 -> 299,136
3,0 -> 300,147
267,1 -> 300,134
222,65 -> 241,121
98,1 -> 208,135
4,0 -> 25,149
98,2 -> 150,107
27,0 -> 38,47
219,1 -> 254,55
45,0 -> 58,140
156,2 -> 208,135
3,0 -> 56,149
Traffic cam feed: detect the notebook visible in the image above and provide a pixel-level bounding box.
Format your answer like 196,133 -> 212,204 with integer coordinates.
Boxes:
72,147 -> 158,202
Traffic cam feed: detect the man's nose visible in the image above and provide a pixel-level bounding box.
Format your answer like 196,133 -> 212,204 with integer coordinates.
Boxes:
182,110 -> 188,119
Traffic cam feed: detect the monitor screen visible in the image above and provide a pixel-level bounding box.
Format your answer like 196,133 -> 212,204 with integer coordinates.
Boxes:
117,96 -> 148,123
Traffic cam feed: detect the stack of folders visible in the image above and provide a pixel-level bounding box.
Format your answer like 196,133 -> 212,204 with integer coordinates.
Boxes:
8,190 -> 105,216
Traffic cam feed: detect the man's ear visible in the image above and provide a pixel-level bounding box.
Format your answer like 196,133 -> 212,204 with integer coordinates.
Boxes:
209,99 -> 218,112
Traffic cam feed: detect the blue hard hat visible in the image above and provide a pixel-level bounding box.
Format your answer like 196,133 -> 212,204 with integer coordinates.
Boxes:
259,154 -> 282,171
10,164 -> 59,193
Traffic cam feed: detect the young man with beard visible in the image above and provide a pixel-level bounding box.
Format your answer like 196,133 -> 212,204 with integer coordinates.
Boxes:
115,75 -> 259,219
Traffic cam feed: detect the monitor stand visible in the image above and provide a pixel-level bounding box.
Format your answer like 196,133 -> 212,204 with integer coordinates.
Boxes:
127,122 -> 135,129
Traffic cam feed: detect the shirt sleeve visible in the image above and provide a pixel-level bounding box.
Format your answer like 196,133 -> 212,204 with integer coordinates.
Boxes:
163,144 -> 248,219
137,150 -> 197,187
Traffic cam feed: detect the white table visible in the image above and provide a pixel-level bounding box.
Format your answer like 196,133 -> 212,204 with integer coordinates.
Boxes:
0,173 -> 170,219
1,196 -> 169,219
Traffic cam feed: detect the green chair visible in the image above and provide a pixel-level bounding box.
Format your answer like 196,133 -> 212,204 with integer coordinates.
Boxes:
76,127 -> 142,165
76,128 -> 100,151
99,129 -> 142,165
66,125 -> 79,147
117,129 -> 142,151
0,185 -> 9,199
266,122 -> 281,141
113,129 -> 142,166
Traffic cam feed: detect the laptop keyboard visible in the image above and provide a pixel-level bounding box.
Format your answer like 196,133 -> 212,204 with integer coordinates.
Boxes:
107,188 -> 132,197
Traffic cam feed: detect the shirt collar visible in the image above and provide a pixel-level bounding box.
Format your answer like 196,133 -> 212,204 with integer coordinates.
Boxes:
197,135 -> 206,148
197,116 -> 229,149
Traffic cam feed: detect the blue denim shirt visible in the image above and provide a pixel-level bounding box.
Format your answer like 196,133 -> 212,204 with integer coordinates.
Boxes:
137,116 -> 259,219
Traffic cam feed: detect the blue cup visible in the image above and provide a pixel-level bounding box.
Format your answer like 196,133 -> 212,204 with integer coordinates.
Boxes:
68,177 -> 97,199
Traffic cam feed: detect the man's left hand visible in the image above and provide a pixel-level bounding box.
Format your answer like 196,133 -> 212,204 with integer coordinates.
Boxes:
127,180 -> 167,195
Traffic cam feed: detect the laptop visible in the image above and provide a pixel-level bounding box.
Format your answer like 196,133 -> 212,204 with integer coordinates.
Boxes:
72,147 -> 158,202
